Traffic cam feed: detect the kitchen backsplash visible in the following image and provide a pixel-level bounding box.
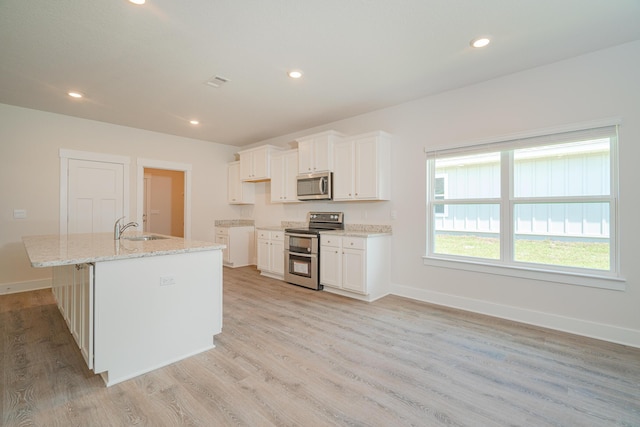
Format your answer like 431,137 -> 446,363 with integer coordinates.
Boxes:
218,219 -> 391,234
215,219 -> 255,227
281,221 -> 391,234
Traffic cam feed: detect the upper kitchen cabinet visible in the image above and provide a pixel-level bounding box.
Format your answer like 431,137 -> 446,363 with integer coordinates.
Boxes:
333,131 -> 392,201
227,161 -> 254,204
238,145 -> 283,181
296,130 -> 345,174
271,149 -> 300,203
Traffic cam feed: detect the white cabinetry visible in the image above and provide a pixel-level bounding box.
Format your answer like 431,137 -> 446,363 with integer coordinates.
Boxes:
215,226 -> 255,267
227,161 -> 255,204
271,150 -> 300,203
296,130 -> 345,174
52,263 -> 94,369
256,228 -> 285,279
238,145 -> 282,181
320,234 -> 390,301
333,131 -> 391,201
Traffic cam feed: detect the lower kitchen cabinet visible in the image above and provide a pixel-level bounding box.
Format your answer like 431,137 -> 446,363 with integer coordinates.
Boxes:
320,234 -> 390,301
52,263 -> 94,369
215,226 -> 255,268
256,228 -> 285,279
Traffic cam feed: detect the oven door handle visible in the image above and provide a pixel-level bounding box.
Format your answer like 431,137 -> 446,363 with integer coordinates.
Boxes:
284,250 -> 315,258
286,232 -> 319,239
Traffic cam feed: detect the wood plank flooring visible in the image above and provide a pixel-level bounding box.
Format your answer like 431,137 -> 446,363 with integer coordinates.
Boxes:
2,266 -> 640,426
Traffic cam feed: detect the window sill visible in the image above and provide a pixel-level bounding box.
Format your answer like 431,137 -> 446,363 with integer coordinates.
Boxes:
422,256 -> 626,291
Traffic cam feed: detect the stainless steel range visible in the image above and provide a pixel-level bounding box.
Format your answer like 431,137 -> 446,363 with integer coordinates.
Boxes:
284,212 -> 344,290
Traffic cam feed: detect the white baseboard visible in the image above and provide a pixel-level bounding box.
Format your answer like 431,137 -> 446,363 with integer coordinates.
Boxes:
0,278 -> 51,295
391,283 -> 640,349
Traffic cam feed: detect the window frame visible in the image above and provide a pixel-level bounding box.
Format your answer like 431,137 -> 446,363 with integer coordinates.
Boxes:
424,121 -> 624,291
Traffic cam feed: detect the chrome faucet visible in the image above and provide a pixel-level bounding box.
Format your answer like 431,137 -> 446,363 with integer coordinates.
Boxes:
114,216 -> 139,240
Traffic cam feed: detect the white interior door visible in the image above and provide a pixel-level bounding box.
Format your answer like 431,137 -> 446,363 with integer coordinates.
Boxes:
68,159 -> 124,233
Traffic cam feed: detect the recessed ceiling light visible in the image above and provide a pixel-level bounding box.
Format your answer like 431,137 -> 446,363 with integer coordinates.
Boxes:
471,37 -> 490,48
189,120 -> 199,125
288,70 -> 303,79
68,91 -> 83,99
128,0 -> 145,5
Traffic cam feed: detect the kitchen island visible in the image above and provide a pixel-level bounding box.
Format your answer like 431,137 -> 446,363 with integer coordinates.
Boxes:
22,232 -> 225,386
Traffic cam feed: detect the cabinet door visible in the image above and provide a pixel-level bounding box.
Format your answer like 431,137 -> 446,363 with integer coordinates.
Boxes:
333,141 -> 354,200
284,150 -> 299,201
271,154 -> 285,202
228,162 -> 254,204
354,136 -> 378,199
257,239 -> 270,271
297,139 -> 314,174
228,162 -> 240,202
252,147 -> 269,179
313,139 -> 333,172
80,264 -> 94,369
270,239 -> 285,275
320,245 -> 341,288
239,151 -> 254,181
216,235 -> 230,264
342,248 -> 366,293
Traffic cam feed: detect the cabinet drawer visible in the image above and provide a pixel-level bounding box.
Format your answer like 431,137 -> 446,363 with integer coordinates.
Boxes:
342,237 -> 365,250
216,227 -> 229,236
320,235 -> 341,247
256,229 -> 284,241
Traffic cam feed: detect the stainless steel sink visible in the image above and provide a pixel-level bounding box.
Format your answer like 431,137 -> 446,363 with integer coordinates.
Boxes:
123,235 -> 169,241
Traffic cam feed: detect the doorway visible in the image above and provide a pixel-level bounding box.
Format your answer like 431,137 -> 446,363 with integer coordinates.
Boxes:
136,158 -> 192,240
143,168 -> 185,237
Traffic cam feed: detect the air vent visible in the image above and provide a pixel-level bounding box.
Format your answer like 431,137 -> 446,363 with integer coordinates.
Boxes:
205,75 -> 230,88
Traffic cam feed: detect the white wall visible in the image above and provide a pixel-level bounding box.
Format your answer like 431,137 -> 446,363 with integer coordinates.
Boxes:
0,105 -> 241,293
246,41 -> 640,347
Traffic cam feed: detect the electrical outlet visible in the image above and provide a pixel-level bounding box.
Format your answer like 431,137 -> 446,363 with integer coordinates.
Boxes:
13,209 -> 27,219
160,276 -> 176,286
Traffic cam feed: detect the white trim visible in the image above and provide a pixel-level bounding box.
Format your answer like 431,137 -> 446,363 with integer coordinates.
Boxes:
422,256 -> 625,290
60,149 -> 131,165
0,278 -> 51,295
136,158 -> 192,240
424,117 -> 622,154
59,149 -> 131,234
391,282 -> 640,349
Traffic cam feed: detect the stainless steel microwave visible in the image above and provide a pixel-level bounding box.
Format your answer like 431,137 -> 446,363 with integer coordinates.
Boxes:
297,172 -> 332,200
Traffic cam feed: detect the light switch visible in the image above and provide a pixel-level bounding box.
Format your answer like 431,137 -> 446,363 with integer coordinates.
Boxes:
13,209 -> 27,219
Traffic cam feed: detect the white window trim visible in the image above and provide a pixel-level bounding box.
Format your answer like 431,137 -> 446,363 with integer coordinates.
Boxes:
424,119 -> 625,291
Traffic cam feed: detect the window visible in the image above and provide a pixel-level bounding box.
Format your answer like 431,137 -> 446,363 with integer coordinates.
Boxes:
425,123 -> 621,289
434,174 -> 447,216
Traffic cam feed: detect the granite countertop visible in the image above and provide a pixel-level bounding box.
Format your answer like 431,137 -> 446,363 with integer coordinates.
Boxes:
322,224 -> 392,237
22,232 -> 224,268
255,225 -> 286,231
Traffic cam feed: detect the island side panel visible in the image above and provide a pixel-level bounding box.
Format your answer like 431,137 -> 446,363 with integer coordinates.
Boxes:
93,249 -> 222,386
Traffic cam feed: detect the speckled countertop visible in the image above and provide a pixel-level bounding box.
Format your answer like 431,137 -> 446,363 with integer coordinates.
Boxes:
22,232 -> 224,268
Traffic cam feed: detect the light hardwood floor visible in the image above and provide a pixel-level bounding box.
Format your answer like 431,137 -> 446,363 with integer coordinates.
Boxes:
2,266 -> 639,426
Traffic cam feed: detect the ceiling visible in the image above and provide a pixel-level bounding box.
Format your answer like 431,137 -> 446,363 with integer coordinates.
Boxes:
1,1 -> 639,147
